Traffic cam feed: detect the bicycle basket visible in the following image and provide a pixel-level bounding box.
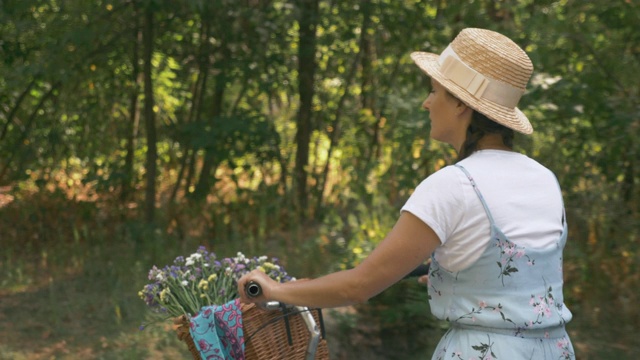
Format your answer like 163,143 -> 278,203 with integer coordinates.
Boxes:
178,302 -> 330,359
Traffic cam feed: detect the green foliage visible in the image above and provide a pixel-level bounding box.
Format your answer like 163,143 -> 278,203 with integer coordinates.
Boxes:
328,279 -> 447,360
171,113 -> 280,161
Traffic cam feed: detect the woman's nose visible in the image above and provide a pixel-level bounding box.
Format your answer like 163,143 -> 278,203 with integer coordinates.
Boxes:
422,96 -> 431,110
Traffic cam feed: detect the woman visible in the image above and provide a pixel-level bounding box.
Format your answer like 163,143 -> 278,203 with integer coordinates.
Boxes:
238,28 -> 575,359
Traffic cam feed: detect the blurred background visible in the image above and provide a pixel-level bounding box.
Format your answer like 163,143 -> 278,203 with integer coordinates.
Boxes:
0,0 -> 638,359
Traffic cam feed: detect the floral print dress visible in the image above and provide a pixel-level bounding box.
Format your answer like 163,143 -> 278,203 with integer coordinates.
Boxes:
428,165 -> 575,360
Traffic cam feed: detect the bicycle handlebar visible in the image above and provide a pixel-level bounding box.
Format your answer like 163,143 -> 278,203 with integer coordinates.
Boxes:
245,280 -> 262,298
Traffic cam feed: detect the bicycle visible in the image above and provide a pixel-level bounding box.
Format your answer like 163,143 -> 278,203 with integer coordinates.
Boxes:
175,264 -> 430,359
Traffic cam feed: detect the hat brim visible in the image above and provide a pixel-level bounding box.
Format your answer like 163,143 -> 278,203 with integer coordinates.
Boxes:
411,51 -> 533,135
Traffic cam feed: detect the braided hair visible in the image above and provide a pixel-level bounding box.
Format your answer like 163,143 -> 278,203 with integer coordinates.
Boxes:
457,110 -> 514,161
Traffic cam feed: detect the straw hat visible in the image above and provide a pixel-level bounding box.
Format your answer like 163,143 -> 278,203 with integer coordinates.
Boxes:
411,28 -> 534,134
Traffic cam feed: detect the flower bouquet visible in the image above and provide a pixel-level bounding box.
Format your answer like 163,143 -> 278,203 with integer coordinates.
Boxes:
139,246 -> 292,319
139,246 -> 329,360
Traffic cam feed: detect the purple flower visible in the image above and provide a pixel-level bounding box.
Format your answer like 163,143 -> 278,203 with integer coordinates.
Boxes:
196,246 -> 209,257
168,266 -> 180,278
148,265 -> 160,280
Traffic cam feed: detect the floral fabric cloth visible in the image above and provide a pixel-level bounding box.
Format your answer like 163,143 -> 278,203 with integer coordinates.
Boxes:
428,165 -> 575,359
189,298 -> 245,360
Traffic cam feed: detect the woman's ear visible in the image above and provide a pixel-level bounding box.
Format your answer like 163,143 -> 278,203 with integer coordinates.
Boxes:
455,100 -> 471,117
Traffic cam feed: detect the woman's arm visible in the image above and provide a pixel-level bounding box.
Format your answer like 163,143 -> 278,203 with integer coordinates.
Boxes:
237,211 -> 441,308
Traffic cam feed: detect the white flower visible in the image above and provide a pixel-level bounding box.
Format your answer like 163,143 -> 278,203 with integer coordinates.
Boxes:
185,253 -> 202,266
156,273 -> 164,281
181,280 -> 188,286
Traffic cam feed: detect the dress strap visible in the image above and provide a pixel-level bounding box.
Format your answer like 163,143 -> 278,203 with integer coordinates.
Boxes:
454,164 -> 497,226
552,174 -> 567,226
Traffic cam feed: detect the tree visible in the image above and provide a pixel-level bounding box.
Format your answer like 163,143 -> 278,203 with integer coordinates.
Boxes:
142,2 -> 158,224
294,0 -> 320,217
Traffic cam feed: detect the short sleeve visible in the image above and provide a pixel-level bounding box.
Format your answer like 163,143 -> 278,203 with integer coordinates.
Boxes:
400,166 -> 466,245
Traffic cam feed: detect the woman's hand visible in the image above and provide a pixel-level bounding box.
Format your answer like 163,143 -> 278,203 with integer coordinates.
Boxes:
237,269 -> 278,304
418,275 -> 430,285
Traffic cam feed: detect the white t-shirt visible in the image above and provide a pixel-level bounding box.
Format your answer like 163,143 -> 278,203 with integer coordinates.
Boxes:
401,150 -> 564,272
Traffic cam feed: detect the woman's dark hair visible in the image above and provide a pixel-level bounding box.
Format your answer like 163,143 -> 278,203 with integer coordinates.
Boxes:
457,110 -> 514,161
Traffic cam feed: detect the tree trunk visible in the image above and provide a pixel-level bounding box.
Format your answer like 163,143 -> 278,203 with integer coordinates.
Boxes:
191,69 -> 225,200
359,0 -> 374,112
142,4 -> 157,224
294,0 -> 319,218
179,17 -> 211,201
122,9 -> 141,204
0,79 -> 35,142
0,82 -> 60,183
192,10 -> 226,201
368,58 -> 400,166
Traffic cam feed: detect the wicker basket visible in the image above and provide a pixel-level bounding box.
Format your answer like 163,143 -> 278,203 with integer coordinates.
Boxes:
175,303 -> 330,359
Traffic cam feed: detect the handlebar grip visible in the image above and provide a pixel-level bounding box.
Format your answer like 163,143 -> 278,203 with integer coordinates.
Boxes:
245,281 -> 262,298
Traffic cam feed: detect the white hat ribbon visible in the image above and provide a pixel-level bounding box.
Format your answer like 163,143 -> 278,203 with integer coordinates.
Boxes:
438,45 -> 524,109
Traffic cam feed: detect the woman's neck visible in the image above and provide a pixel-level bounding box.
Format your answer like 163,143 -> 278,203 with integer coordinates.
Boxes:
475,134 -> 512,151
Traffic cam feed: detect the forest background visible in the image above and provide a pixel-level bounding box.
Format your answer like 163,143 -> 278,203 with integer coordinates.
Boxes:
0,0 -> 638,359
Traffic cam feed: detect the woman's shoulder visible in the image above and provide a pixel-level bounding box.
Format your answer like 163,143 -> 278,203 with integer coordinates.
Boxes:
459,150 -> 555,174
457,151 -> 560,193
404,165 -> 467,221
413,165 -> 467,196
422,164 -> 466,184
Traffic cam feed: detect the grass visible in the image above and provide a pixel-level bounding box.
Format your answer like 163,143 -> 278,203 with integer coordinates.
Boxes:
0,223 -> 188,359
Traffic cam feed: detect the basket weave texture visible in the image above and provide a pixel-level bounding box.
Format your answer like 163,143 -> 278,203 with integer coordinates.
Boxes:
176,303 -> 330,360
